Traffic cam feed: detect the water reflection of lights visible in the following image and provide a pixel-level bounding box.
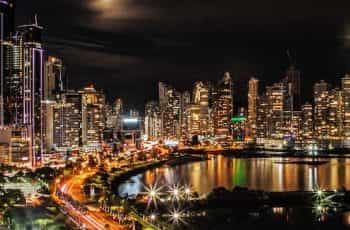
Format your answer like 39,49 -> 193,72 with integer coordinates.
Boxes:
343,212 -> 350,226
272,207 -> 284,215
118,157 -> 350,197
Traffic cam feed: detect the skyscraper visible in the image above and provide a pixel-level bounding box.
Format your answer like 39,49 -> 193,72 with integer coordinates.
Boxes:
342,75 -> 350,138
114,98 -> 123,132
3,32 -> 23,125
144,101 -> 161,140
328,88 -> 343,138
0,0 -> 15,126
301,103 -> 314,141
314,80 -> 329,139
192,81 -> 209,135
247,77 -> 258,139
212,72 -> 233,136
53,91 -> 82,150
158,82 -> 181,139
266,82 -> 285,139
80,85 -> 105,148
284,65 -> 301,111
44,56 -> 64,100
256,94 -> 269,139
17,21 -> 44,167
0,0 -> 14,38
180,91 -> 191,141
186,104 -> 201,138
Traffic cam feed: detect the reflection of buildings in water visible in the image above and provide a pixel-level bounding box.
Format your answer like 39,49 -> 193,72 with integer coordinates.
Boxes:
308,167 -> 318,190
277,162 -> 283,191
346,159 -> 350,188
118,157 -> 350,197
144,171 -> 156,186
233,160 -> 247,187
343,211 -> 350,227
284,163 -> 299,191
330,159 -> 340,189
208,156 -> 216,191
191,163 -> 202,193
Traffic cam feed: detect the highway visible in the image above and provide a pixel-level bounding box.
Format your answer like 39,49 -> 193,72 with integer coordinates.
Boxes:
53,169 -> 126,230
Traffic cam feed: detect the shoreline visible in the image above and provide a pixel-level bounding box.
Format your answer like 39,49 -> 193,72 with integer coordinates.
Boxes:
178,148 -> 350,158
110,155 -> 206,195
111,151 -> 350,197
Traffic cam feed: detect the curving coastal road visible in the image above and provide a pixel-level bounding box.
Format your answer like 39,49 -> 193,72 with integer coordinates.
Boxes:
53,169 -> 126,230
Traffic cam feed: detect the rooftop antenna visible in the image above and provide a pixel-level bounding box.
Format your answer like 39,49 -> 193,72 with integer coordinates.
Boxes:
34,14 -> 38,26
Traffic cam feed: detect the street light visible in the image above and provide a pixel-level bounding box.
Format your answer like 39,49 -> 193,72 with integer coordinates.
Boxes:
150,214 -> 156,221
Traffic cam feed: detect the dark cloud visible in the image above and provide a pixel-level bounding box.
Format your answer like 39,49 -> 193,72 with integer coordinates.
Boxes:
15,0 -> 350,111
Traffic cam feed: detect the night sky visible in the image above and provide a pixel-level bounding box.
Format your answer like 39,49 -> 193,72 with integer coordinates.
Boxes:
16,0 -> 350,111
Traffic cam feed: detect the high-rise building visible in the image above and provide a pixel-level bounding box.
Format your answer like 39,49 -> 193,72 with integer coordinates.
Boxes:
212,72 -> 233,136
284,65 -> 301,110
342,75 -> 350,138
80,85 -> 105,148
105,104 -> 115,129
256,94 -> 269,139
3,32 -> 23,125
232,107 -> 247,141
301,103 -> 313,141
0,127 -> 11,164
180,91 -> 191,141
42,100 -> 55,153
144,101 -> 161,140
247,77 -> 258,139
114,98 -> 123,131
266,82 -> 285,139
186,104 -> 201,138
15,22 -> 45,167
314,80 -> 329,139
0,0 -> 14,38
53,91 -> 82,150
10,127 -> 30,167
0,2 -> 15,123
44,56 -> 64,100
158,82 -> 181,139
328,88 -> 343,138
192,81 -> 210,136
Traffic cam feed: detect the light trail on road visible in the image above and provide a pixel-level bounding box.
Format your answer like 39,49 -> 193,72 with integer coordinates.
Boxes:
54,169 -> 125,230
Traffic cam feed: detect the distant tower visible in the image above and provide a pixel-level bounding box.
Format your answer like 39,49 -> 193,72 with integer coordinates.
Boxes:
284,65 -> 301,111
212,72 -> 233,136
18,21 -> 44,168
342,75 -> 350,138
1,17 -> 47,168
0,0 -> 15,127
266,82 -> 285,138
284,51 -> 301,111
158,82 -> 181,139
45,56 -> 65,99
80,85 -> 105,148
301,103 -> 313,140
0,0 -> 15,37
144,101 -> 161,140
192,81 -> 209,136
313,80 -> 329,139
180,91 -> 191,140
248,77 -> 258,139
53,91 -> 82,150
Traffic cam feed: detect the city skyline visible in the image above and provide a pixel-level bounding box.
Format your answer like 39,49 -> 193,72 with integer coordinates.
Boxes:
4,1 -> 350,229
